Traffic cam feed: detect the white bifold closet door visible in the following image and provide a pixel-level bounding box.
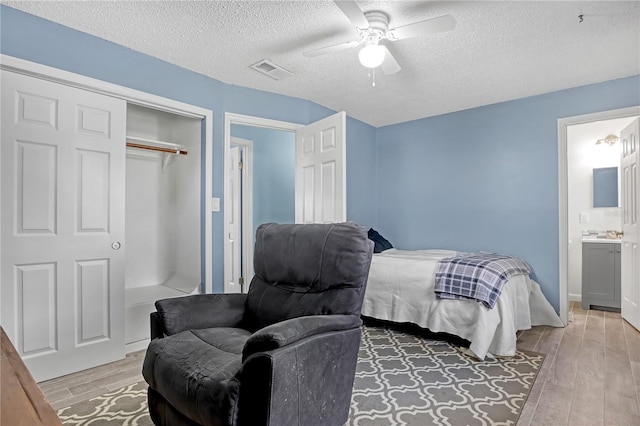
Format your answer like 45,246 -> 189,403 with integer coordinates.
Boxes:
1,71 -> 126,382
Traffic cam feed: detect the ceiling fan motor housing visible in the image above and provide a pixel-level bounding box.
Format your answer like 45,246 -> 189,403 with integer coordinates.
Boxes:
362,11 -> 389,42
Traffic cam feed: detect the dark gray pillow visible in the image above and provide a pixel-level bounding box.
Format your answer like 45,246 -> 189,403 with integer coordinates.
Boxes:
368,228 -> 393,253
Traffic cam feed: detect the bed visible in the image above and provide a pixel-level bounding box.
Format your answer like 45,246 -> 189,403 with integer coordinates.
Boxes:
361,248 -> 564,360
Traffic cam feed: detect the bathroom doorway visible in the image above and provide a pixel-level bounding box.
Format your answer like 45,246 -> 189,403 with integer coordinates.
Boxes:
558,106 -> 640,324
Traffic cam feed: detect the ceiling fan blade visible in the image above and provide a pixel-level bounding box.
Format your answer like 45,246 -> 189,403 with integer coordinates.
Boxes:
379,46 -> 401,75
334,0 -> 369,29
303,40 -> 361,58
388,14 -> 456,40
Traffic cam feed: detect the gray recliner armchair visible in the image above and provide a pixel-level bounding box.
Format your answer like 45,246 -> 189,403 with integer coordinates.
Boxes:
142,222 -> 374,426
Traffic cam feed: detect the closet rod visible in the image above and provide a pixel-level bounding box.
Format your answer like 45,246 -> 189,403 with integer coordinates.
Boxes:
126,142 -> 188,155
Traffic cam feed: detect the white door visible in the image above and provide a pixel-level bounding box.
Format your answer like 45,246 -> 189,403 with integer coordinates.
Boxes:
224,138 -> 255,294
621,117 -> 640,330
225,145 -> 243,293
295,111 -> 346,223
1,71 -> 126,381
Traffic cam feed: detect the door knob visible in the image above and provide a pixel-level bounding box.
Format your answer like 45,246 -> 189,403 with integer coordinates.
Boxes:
111,242 -> 121,250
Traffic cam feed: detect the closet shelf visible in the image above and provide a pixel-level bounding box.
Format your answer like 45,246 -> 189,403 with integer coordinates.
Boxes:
126,135 -> 188,155
125,285 -> 188,308
125,274 -> 200,308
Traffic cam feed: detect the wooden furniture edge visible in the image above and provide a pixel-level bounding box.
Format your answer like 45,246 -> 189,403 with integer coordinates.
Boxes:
1,327 -> 62,425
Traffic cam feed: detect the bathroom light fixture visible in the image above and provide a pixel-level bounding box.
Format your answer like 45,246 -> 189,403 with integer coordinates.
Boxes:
358,42 -> 385,68
596,134 -> 619,145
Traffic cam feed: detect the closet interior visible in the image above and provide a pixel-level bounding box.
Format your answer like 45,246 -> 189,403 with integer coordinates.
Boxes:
124,104 -> 202,348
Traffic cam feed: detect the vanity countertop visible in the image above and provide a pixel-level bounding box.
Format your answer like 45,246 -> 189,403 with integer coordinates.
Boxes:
582,237 -> 621,244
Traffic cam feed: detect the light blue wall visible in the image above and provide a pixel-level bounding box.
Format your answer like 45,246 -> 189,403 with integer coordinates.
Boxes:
230,124 -> 296,239
346,117 -> 378,228
375,75 -> 640,311
3,6 -> 638,309
0,5 -> 378,293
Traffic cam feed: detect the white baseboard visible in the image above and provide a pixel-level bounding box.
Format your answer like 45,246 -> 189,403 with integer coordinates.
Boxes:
569,293 -> 582,302
126,339 -> 150,354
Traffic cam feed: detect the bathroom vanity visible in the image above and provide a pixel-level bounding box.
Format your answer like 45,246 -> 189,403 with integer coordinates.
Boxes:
582,238 -> 622,310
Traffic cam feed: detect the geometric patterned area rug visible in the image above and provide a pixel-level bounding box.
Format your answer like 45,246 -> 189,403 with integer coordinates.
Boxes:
57,382 -> 152,426
57,325 -> 543,426
348,325 -> 544,426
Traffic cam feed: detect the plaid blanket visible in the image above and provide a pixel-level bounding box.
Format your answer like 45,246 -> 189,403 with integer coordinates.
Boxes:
434,252 -> 531,309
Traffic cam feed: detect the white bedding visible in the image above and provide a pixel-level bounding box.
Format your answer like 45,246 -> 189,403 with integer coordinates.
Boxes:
361,249 -> 564,359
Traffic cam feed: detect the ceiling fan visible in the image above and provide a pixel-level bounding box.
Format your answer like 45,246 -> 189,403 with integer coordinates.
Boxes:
304,0 -> 456,76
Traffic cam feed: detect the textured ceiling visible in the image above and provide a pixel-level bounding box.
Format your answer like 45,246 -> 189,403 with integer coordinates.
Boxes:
4,0 -> 639,127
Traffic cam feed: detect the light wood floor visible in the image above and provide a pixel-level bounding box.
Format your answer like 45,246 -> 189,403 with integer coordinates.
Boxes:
39,349 -> 146,411
40,301 -> 640,425
517,301 -> 640,426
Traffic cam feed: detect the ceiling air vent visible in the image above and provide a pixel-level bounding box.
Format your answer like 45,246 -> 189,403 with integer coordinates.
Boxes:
249,59 -> 293,81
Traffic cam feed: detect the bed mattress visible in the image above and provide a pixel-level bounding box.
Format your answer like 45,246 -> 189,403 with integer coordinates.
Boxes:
361,249 -> 563,359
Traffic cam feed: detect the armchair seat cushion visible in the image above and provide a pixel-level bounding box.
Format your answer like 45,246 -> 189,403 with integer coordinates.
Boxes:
143,327 -> 251,425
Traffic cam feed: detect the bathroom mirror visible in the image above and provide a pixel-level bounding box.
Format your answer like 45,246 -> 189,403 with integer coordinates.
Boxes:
593,166 -> 618,207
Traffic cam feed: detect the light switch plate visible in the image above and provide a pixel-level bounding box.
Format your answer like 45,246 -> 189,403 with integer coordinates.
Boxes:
211,197 -> 220,212
579,212 -> 589,223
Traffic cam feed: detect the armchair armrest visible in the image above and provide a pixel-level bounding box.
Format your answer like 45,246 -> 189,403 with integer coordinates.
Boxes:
242,314 -> 361,361
150,312 -> 165,340
155,293 -> 247,337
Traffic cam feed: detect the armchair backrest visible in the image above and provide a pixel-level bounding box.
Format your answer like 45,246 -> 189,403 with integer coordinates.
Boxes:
244,222 -> 374,331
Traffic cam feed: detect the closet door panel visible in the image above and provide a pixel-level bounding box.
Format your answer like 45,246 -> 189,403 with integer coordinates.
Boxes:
16,263 -> 57,356
15,141 -> 57,234
76,259 -> 110,343
17,91 -> 58,129
76,105 -> 111,137
77,149 -> 110,233
1,70 -> 126,382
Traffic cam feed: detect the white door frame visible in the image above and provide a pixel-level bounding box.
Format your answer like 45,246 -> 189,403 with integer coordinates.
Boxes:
223,113 -> 301,293
0,54 -> 214,293
557,105 -> 640,325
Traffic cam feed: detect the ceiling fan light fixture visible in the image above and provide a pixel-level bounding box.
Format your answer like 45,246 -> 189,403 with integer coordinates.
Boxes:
358,43 -> 385,68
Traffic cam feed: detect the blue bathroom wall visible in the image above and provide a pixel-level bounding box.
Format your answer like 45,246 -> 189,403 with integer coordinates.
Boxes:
230,124 -> 296,239
0,5 -> 377,293
375,75 -> 640,311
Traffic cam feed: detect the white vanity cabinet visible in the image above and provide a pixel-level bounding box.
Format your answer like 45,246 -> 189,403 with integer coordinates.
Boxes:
582,241 -> 621,310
